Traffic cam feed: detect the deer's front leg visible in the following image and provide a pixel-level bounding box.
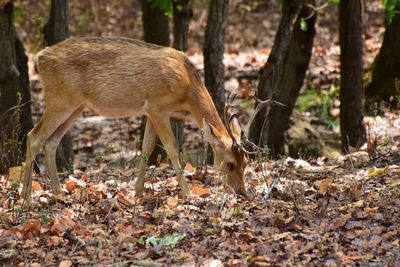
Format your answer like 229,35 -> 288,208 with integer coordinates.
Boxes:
43,106 -> 83,194
136,118 -> 158,196
146,110 -> 189,194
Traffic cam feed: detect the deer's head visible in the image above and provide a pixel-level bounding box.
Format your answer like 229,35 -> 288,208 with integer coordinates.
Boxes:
203,94 -> 282,196
204,116 -> 248,195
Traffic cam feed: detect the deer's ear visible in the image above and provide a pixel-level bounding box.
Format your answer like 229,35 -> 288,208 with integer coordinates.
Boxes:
229,115 -> 241,141
203,118 -> 223,146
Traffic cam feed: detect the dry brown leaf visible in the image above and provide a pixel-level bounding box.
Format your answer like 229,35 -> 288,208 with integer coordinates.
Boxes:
152,207 -> 175,218
318,178 -> 336,194
32,181 -> 42,191
339,200 -> 364,211
65,180 -> 76,193
133,249 -> 151,260
192,185 -> 211,197
367,167 -> 389,177
330,214 -> 351,230
81,175 -> 89,182
249,256 -> 270,266
364,207 -> 379,213
389,175 -> 400,186
59,260 -> 73,267
184,163 -> 195,175
0,228 -> 22,239
166,196 -> 178,208
272,232 -> 292,241
47,236 -> 63,247
117,194 -> 135,208
8,166 -> 23,183
22,220 -> 42,238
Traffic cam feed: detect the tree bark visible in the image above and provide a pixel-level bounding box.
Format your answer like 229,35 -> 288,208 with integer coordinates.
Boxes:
172,0 -> 191,165
248,0 -> 303,157
173,0 -> 191,52
141,0 -> 170,165
44,0 -> 69,46
43,0 -> 73,172
0,2 -> 19,173
15,36 -> 34,153
0,2 -> 33,173
203,0 -> 229,117
141,0 -> 170,46
365,4 -> 400,104
339,0 -> 366,151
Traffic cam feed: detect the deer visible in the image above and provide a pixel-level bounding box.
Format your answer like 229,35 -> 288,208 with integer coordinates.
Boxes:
21,37 -> 272,204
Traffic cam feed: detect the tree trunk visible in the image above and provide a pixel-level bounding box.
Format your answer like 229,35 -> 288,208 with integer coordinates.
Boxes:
339,0 -> 366,151
365,4 -> 400,104
43,0 -> 73,172
0,2 -> 33,173
0,2 -> 20,173
44,0 -> 69,46
203,0 -> 229,117
141,0 -> 169,46
15,36 -> 34,154
173,0 -> 191,52
248,0 -> 303,157
172,0 -> 191,165
141,0 -> 170,165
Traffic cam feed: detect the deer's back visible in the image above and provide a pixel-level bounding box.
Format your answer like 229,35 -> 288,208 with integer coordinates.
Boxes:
35,37 -> 196,118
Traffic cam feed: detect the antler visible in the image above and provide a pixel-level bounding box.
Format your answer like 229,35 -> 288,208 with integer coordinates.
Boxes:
224,93 -> 285,154
223,93 -> 240,149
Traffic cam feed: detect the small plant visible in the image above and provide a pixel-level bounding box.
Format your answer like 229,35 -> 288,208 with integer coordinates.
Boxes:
138,232 -> 186,254
295,86 -> 339,129
0,95 -> 23,174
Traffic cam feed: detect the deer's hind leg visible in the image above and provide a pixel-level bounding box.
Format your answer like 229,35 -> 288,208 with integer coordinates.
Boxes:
22,104 -> 82,204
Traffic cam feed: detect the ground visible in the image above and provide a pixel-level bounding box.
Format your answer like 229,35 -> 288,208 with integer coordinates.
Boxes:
0,1 -> 399,266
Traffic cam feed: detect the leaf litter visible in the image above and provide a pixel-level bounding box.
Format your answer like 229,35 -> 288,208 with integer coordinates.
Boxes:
2,1 -> 399,266
1,145 -> 399,266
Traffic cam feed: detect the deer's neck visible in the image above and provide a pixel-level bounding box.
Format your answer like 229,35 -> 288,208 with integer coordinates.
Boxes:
190,86 -> 228,138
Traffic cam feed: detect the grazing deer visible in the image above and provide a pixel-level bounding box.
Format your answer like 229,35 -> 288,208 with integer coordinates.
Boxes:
22,37 -> 270,204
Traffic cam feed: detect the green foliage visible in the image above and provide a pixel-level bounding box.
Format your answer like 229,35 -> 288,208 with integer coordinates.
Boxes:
328,0 -> 340,5
300,18 -> 308,31
13,6 -> 24,24
148,0 -> 173,15
139,233 -> 186,254
296,86 -> 339,129
382,0 -> 399,25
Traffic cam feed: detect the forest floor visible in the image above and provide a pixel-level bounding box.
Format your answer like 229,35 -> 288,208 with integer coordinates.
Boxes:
1,0 -> 400,266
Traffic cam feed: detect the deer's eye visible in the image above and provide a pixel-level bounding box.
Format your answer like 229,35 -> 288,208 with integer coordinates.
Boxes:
227,162 -> 235,171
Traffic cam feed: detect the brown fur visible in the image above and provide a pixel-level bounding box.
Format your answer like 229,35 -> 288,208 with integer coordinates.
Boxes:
22,37 -> 247,203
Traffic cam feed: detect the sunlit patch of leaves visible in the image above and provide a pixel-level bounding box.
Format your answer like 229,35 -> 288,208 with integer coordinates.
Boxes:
295,86 -> 339,129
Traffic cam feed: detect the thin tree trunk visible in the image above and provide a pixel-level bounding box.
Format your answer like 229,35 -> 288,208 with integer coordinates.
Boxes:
172,0 -> 191,163
141,0 -> 169,46
44,0 -> 69,46
0,2 -> 33,173
173,0 -> 191,52
203,0 -> 229,117
43,0 -> 73,172
365,4 -> 400,104
141,0 -> 170,165
248,0 -> 303,157
339,0 -> 366,151
0,2 -> 20,173
15,36 -> 34,154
